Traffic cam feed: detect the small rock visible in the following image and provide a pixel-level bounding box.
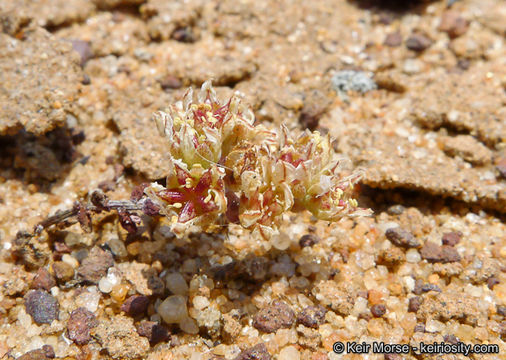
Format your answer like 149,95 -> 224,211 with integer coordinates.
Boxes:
51,261 -> 74,283
297,305 -> 327,328
158,295 -> 188,324
25,290 -> 59,325
385,227 -> 420,248
384,31 -> 402,47
71,39 -> 93,67
371,304 -> 386,317
420,242 -> 462,263
121,295 -> 150,317
414,323 -> 425,332
77,246 -> 114,284
234,343 -> 271,360
408,296 -> 423,313
442,232 -> 461,246
378,246 -> 406,266
421,283 -> 442,293
420,242 -> 442,262
487,277 -> 499,290
31,268 -> 56,291
405,33 -> 432,51
299,233 -> 320,248
439,11 -> 468,38
386,204 -> 405,215
440,245 -> 461,263
497,305 -> 506,317
17,349 -> 51,360
67,307 -> 98,345
253,301 -> 295,333
42,345 -> 55,359
137,321 -> 170,345
443,334 -> 459,344
159,75 -> 182,90
331,70 -> 377,100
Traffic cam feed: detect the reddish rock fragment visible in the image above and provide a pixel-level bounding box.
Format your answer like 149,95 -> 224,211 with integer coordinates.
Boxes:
67,307 -> 98,345
442,232 -> 461,246
384,31 -> 402,47
408,296 -> 423,313
439,11 -> 468,38
371,304 -> 386,317
297,305 -> 327,328
299,233 -> 320,248
234,343 -> 271,360
121,295 -> 150,316
253,301 -> 295,333
496,158 -> 506,179
405,33 -> 432,51
31,268 -> 56,291
136,321 -> 170,345
17,348 -> 52,360
25,290 -> 59,325
385,227 -> 420,248
77,246 -> 114,283
420,242 -> 442,262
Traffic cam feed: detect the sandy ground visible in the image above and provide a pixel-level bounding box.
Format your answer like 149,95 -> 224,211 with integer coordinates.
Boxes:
0,0 -> 504,359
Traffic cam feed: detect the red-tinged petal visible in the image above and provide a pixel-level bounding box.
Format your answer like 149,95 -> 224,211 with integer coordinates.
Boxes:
225,190 -> 240,224
197,196 -> 218,213
338,199 -> 346,207
178,201 -> 197,223
195,170 -> 212,193
157,189 -> 186,203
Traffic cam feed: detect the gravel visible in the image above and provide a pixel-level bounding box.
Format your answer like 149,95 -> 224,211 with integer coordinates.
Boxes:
67,307 -> 98,345
24,290 -> 59,325
253,301 -> 296,333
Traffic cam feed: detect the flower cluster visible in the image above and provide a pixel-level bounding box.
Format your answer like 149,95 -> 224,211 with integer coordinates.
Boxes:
145,81 -> 369,239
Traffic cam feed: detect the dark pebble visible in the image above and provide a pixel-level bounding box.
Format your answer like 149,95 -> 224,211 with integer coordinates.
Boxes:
31,268 -> 56,292
405,33 -> 432,51
413,279 -> 424,295
385,227 -> 420,248
160,76 -> 182,90
67,307 -> 98,345
147,275 -> 165,296
299,233 -> 320,248
370,304 -> 386,317
439,11 -> 468,38
234,343 -> 271,360
77,246 -> 114,283
17,349 -> 50,360
421,283 -> 441,293
137,320 -> 170,345
71,39 -> 93,67
497,305 -> 506,317
253,301 -> 295,333
297,305 -> 327,328
25,290 -> 59,325
420,241 -> 461,263
121,295 -> 150,316
384,31 -> 402,47
442,232 -> 461,246
443,334 -> 460,344
171,27 -> 196,43
408,296 -> 423,312
488,277 -> 500,290
42,345 -> 55,359
386,204 -> 405,215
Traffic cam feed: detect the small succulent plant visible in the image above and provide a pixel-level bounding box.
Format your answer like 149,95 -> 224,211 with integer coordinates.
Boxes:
32,81 -> 370,240
144,81 -> 370,239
